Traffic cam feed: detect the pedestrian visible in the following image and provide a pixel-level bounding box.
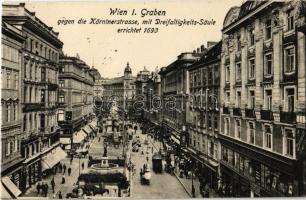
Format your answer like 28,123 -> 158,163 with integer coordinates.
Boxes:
82,162 -> 85,170
63,164 -> 66,174
51,177 -> 55,193
61,175 -> 66,184
192,184 -> 196,198
44,183 -> 49,197
70,157 -> 73,165
59,163 -> 62,173
36,182 -> 41,195
68,167 -> 72,176
58,191 -> 63,199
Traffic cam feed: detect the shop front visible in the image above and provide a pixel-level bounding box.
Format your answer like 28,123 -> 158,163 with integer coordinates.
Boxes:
186,147 -> 219,191
220,140 -> 298,197
220,164 -> 251,197
21,157 -> 41,192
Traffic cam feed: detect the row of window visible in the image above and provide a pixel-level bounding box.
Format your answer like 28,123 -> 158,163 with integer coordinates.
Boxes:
224,87 -> 295,112
223,118 -> 295,158
4,137 -> 20,157
24,87 -> 57,104
192,114 -> 218,131
23,142 -> 40,159
3,103 -> 19,123
24,62 -> 58,83
189,133 -> 218,160
2,44 -> 19,63
25,37 -> 58,62
190,66 -> 219,88
225,46 -> 295,83
235,9 -> 295,50
23,113 -> 57,132
1,68 -> 19,90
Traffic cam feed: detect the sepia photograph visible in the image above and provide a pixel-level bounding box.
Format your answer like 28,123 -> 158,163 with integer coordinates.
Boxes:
1,0 -> 306,199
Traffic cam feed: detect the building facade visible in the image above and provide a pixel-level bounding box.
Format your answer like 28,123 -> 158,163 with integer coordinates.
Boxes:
58,55 -> 95,149
3,3 -> 64,192
188,41 -> 221,191
159,51 -> 203,148
135,67 -> 150,96
1,21 -> 25,194
220,1 -> 306,197
143,71 -> 161,125
102,62 -> 136,113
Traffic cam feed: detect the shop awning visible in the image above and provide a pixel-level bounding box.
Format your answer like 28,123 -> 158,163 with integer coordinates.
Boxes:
1,182 -> 13,199
73,130 -> 86,143
41,147 -> 67,171
171,135 -> 180,144
83,125 -> 92,135
89,121 -> 97,129
60,137 -> 71,145
2,176 -> 21,198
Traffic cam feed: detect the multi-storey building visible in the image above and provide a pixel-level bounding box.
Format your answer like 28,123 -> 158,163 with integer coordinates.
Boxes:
102,62 -> 136,112
90,67 -> 103,98
2,3 -> 65,192
220,1 -> 306,197
143,71 -> 161,125
135,67 -> 150,96
1,21 -> 25,197
159,50 -> 203,148
135,67 -> 151,119
58,55 -> 95,150
188,41 -> 221,190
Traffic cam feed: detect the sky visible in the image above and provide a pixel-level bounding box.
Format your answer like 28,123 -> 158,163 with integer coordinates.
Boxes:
24,0 -> 243,78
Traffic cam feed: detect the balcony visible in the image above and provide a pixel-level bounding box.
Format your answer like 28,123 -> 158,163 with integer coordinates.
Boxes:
245,108 -> 256,118
280,111 -> 296,124
223,106 -> 229,114
23,103 -> 44,112
233,107 -> 242,116
260,110 -> 273,121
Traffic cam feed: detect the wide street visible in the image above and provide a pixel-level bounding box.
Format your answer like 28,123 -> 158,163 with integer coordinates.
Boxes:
21,121 -> 189,199
130,129 -> 189,198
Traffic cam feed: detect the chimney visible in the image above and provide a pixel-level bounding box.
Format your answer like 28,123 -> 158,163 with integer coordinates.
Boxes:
193,50 -> 196,54
197,48 -> 200,54
207,41 -> 218,48
200,45 -> 205,52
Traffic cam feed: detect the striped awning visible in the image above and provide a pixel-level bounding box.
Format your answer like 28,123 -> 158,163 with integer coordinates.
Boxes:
83,125 -> 92,135
60,137 -> 71,145
73,130 -> 87,143
41,147 -> 67,171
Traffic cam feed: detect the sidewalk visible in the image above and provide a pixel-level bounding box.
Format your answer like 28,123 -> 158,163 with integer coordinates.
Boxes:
173,167 -> 219,198
22,157 -> 89,198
